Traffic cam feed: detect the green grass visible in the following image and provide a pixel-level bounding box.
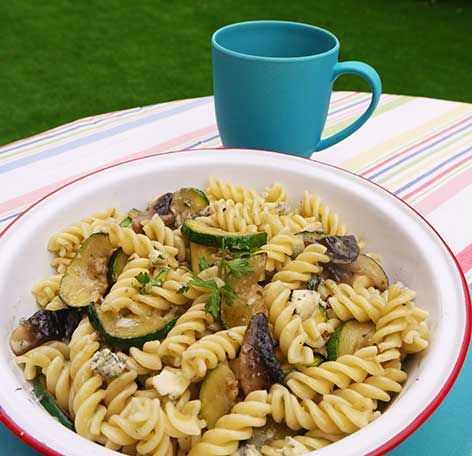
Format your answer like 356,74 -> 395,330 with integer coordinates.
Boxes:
1,0 -> 470,146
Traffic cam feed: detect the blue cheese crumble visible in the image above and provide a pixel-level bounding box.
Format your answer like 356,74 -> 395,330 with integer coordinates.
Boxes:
91,348 -> 127,379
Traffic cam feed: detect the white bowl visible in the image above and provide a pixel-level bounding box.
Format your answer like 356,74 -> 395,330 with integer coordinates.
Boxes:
0,149 -> 469,456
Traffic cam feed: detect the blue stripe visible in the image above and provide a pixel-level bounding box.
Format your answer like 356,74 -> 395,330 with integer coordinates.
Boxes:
327,97 -> 370,117
0,212 -> 21,223
469,283 -> 472,299
0,98 -> 211,175
393,145 -> 472,195
368,122 -> 472,180
187,134 -> 220,149
0,107 -> 142,155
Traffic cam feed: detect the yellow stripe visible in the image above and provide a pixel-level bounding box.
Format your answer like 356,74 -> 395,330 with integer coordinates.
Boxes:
377,131 -> 471,190
341,104 -> 472,172
322,95 -> 412,138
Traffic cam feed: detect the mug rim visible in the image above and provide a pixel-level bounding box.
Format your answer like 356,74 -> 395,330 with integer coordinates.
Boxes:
211,20 -> 340,62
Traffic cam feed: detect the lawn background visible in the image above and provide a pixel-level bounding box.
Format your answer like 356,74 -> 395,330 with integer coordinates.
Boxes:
1,0 -> 471,146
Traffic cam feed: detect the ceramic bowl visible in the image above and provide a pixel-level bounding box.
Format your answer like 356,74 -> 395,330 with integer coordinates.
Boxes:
0,149 -> 469,456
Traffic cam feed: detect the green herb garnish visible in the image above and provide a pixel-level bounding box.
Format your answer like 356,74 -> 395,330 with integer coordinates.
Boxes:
177,285 -> 190,294
135,270 -> 168,294
189,276 -> 221,319
198,257 -> 210,271
120,217 -> 132,228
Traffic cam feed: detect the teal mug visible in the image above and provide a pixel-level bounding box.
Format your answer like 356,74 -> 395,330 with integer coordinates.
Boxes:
212,21 -> 382,157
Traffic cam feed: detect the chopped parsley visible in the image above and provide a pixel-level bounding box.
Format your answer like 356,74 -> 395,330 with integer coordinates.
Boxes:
198,256 -> 210,271
135,269 -> 168,294
119,217 -> 132,228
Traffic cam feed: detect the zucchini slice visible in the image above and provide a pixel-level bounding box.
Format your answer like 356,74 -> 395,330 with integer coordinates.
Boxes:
344,254 -> 389,291
327,320 -> 375,361
182,219 -> 267,250
248,420 -> 293,450
189,242 -> 218,274
59,233 -> 114,308
220,253 -> 267,328
33,378 -> 75,431
199,363 -> 238,428
107,248 -> 129,286
87,304 -> 178,350
171,188 -> 210,226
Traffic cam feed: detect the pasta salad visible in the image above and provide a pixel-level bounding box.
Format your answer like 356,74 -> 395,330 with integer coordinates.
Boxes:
10,178 -> 430,456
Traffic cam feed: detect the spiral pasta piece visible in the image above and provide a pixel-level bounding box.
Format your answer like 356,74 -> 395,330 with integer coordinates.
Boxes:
16,342 -> 69,380
299,191 -> 346,235
259,234 -> 304,272
208,198 -> 284,232
272,244 -> 330,290
102,397 -> 173,454
48,208 -> 123,259
264,183 -> 288,203
50,256 -> 73,274
285,346 -> 384,400
188,390 -> 271,456
164,400 -> 206,438
32,274 -> 62,307
206,177 -> 264,205
104,370 -> 138,418
127,341 -> 163,373
106,223 -> 178,267
373,283 -> 429,363
142,215 -> 187,261
346,366 -> 407,403
69,318 -> 107,442
181,326 -> 246,381
261,212 -> 321,240
324,280 -> 386,323
264,281 -> 315,365
159,296 -> 213,367
269,384 -> 377,434
16,342 -> 72,413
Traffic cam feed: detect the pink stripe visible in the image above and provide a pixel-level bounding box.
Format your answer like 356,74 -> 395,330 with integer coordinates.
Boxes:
456,244 -> 472,274
0,124 -> 217,214
329,92 -> 359,106
402,154 -> 472,201
327,94 -> 394,125
414,165 -> 472,214
0,111 -> 123,153
360,115 -> 472,176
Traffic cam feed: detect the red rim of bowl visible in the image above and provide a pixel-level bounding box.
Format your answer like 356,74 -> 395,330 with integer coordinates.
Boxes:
0,147 -> 470,456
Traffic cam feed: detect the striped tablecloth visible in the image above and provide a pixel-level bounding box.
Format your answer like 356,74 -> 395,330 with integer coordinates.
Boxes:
1,92 -> 471,455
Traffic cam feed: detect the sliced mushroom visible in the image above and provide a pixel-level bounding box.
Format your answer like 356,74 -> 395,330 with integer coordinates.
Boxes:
10,309 -> 81,355
239,313 -> 283,395
316,235 -> 360,264
128,192 -> 175,233
296,230 -> 325,247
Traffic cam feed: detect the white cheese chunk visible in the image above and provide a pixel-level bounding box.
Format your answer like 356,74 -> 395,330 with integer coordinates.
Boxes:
152,367 -> 190,399
291,290 -> 321,320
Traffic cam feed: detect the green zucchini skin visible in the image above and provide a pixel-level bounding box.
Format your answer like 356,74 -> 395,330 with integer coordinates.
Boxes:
182,219 -> 267,250
327,325 -> 342,361
326,320 -> 375,361
33,379 -> 75,431
107,248 -> 129,286
87,304 -> 177,350
59,233 -> 114,308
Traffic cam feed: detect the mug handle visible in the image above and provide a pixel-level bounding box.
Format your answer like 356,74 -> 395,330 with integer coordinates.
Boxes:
316,61 -> 382,151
